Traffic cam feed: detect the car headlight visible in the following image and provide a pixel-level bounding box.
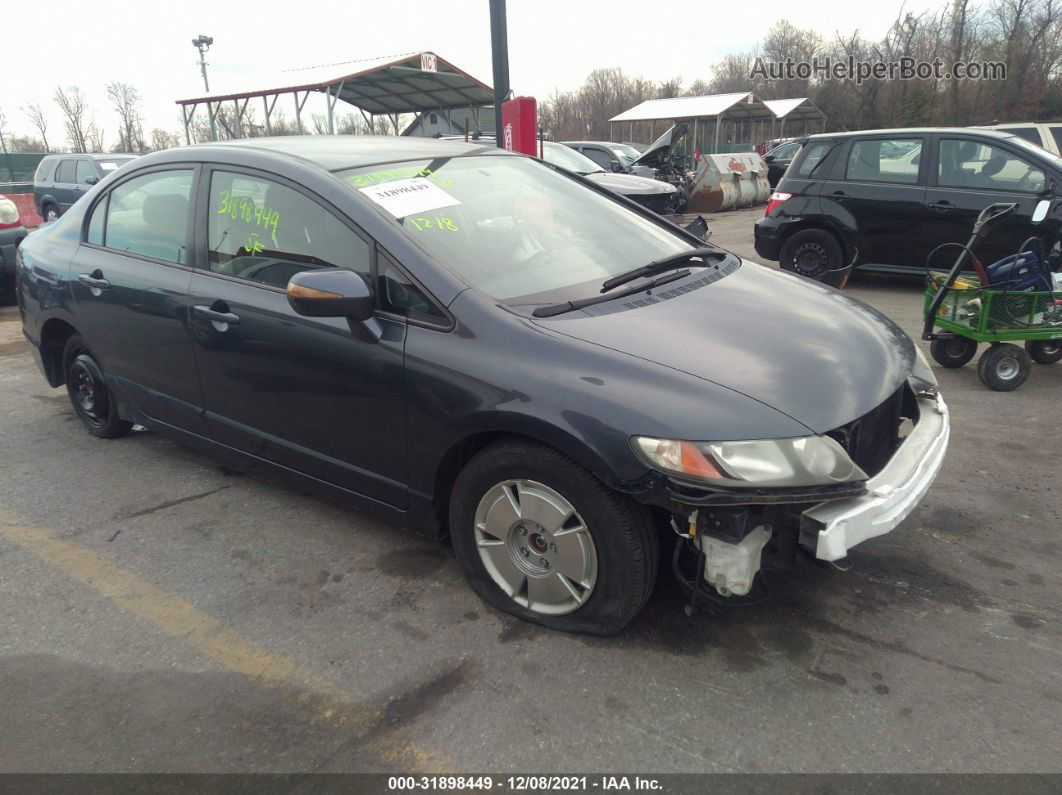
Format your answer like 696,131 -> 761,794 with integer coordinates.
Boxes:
632,435 -> 867,488
910,346 -> 938,396
0,198 -> 19,227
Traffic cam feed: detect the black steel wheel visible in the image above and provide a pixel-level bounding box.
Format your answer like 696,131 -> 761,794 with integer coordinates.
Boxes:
779,229 -> 844,282
1025,339 -> 1062,365
977,343 -> 1031,392
63,334 -> 133,438
930,337 -> 978,368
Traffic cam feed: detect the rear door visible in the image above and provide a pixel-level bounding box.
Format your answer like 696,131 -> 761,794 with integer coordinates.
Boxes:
186,166 -> 409,507
70,165 -> 205,432
925,134 -> 1056,268
818,135 -> 928,268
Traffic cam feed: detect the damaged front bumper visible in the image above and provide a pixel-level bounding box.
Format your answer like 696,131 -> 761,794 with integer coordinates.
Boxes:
801,392 -> 950,562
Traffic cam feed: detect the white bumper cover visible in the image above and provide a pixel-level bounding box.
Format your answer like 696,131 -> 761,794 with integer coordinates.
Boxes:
804,392 -> 950,562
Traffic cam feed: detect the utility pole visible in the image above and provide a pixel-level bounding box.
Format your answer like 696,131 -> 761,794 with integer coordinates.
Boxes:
192,35 -> 214,93
488,0 -> 510,149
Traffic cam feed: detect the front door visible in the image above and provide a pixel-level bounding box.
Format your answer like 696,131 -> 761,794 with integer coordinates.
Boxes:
819,135 -> 928,268
187,168 -> 408,507
924,135 -> 1059,269
70,166 -> 205,432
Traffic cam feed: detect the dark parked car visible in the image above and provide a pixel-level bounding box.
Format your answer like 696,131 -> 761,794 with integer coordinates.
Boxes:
34,153 -> 138,222
755,128 -> 1062,281
0,195 -> 28,304
561,141 -> 655,178
763,140 -> 801,188
18,136 -> 949,634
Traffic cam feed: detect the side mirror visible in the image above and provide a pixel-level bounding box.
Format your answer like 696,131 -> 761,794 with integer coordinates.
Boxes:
1032,198 -> 1051,224
763,154 -> 776,163
610,160 -> 623,172
287,269 -> 374,320
85,176 -> 99,185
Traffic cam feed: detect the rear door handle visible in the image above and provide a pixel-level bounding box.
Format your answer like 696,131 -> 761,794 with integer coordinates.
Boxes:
78,273 -> 110,290
827,190 -> 846,199
193,305 -> 241,328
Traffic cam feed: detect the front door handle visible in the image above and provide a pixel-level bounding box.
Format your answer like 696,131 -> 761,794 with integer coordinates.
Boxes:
193,305 -> 241,328
78,272 -> 110,290
827,190 -> 846,199
930,200 -> 953,213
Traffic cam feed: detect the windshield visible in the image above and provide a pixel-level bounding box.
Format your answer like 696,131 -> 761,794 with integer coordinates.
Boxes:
537,141 -> 604,175
339,155 -> 696,303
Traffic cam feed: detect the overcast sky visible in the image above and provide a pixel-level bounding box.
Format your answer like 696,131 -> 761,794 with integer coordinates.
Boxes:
3,0 -> 939,145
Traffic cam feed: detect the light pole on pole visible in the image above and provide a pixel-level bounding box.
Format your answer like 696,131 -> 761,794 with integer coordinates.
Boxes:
192,35 -> 213,93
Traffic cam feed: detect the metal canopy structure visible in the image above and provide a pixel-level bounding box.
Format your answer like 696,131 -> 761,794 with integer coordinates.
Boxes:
608,93 -> 827,153
762,97 -> 827,138
175,51 -> 494,144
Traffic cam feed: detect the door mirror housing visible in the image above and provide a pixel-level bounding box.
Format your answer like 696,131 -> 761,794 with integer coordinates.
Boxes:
610,160 -> 623,172
1032,198 -> 1051,224
84,176 -> 99,185
764,154 -> 776,163
287,269 -> 374,320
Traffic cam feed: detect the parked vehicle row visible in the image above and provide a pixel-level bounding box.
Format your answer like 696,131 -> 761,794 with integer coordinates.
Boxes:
17,135 -> 948,634
34,153 -> 138,222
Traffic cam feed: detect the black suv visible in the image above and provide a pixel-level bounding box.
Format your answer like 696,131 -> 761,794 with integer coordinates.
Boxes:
34,153 -> 138,222
755,128 -> 1062,281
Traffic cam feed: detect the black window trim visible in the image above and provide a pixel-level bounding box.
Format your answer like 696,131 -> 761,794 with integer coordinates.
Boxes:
376,246 -> 454,332
928,132 -> 1053,194
79,161 -> 202,272
838,135 -> 928,186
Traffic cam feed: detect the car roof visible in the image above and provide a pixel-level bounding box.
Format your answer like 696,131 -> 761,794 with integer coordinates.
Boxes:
803,127 -> 1025,142
201,134 -> 512,171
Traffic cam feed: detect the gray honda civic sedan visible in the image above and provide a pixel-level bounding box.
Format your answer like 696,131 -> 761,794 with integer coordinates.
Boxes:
16,135 -> 949,634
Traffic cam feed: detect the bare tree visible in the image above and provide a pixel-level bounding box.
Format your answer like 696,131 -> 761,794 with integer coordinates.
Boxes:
54,86 -> 91,152
24,103 -> 51,151
106,82 -> 145,152
149,128 -> 181,151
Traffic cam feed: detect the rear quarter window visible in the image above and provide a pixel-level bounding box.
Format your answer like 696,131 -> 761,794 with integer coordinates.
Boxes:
791,142 -> 833,179
34,159 -> 55,183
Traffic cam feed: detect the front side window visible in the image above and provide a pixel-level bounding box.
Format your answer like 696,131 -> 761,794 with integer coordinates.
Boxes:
769,142 -> 801,160
582,148 -> 613,169
1051,126 -> 1062,154
207,171 -> 371,289
846,138 -> 923,184
75,160 -> 96,184
55,160 -> 76,184
102,170 -> 193,264
938,139 -> 1046,193
339,154 -> 695,303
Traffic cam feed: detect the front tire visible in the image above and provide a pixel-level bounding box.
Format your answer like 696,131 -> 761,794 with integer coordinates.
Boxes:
450,440 -> 658,635
63,334 -> 133,438
1026,339 -> 1062,364
977,343 -> 1031,391
779,228 -> 844,282
42,204 -> 59,223
931,337 -> 978,368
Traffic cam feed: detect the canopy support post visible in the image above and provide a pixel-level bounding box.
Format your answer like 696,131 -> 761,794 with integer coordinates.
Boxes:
713,113 -> 722,155
208,101 -> 218,141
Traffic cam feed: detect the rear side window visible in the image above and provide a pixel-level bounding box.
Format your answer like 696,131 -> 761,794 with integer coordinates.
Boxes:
791,142 -> 832,178
846,138 -> 922,184
938,139 -> 1046,193
34,159 -> 55,182
207,171 -> 372,290
55,160 -> 76,184
1050,126 -> 1062,153
1003,127 -> 1041,145
102,170 -> 193,263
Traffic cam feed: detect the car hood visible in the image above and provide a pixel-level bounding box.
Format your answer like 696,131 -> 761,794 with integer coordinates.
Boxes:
583,171 -> 677,196
632,123 -> 688,169
532,261 -> 916,434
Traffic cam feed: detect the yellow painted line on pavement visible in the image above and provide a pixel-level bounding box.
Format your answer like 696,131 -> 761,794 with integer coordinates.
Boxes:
0,505 -> 449,773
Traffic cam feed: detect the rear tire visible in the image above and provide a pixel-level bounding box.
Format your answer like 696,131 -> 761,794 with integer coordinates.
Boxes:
1025,339 -> 1062,364
930,337 -> 978,368
62,334 -> 133,438
450,440 -> 658,635
977,343 -> 1031,391
779,229 -> 844,283
42,204 -> 59,223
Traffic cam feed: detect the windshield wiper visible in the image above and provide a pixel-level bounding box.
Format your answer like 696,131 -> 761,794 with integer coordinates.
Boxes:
599,247 -> 724,293
532,269 -> 692,318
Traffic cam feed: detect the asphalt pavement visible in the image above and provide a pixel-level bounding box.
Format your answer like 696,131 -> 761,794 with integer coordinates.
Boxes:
0,207 -> 1059,773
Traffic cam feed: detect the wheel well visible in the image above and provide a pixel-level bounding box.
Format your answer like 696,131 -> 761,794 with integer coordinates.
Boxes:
780,222 -> 851,266
432,431 -> 522,538
39,319 -> 78,387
